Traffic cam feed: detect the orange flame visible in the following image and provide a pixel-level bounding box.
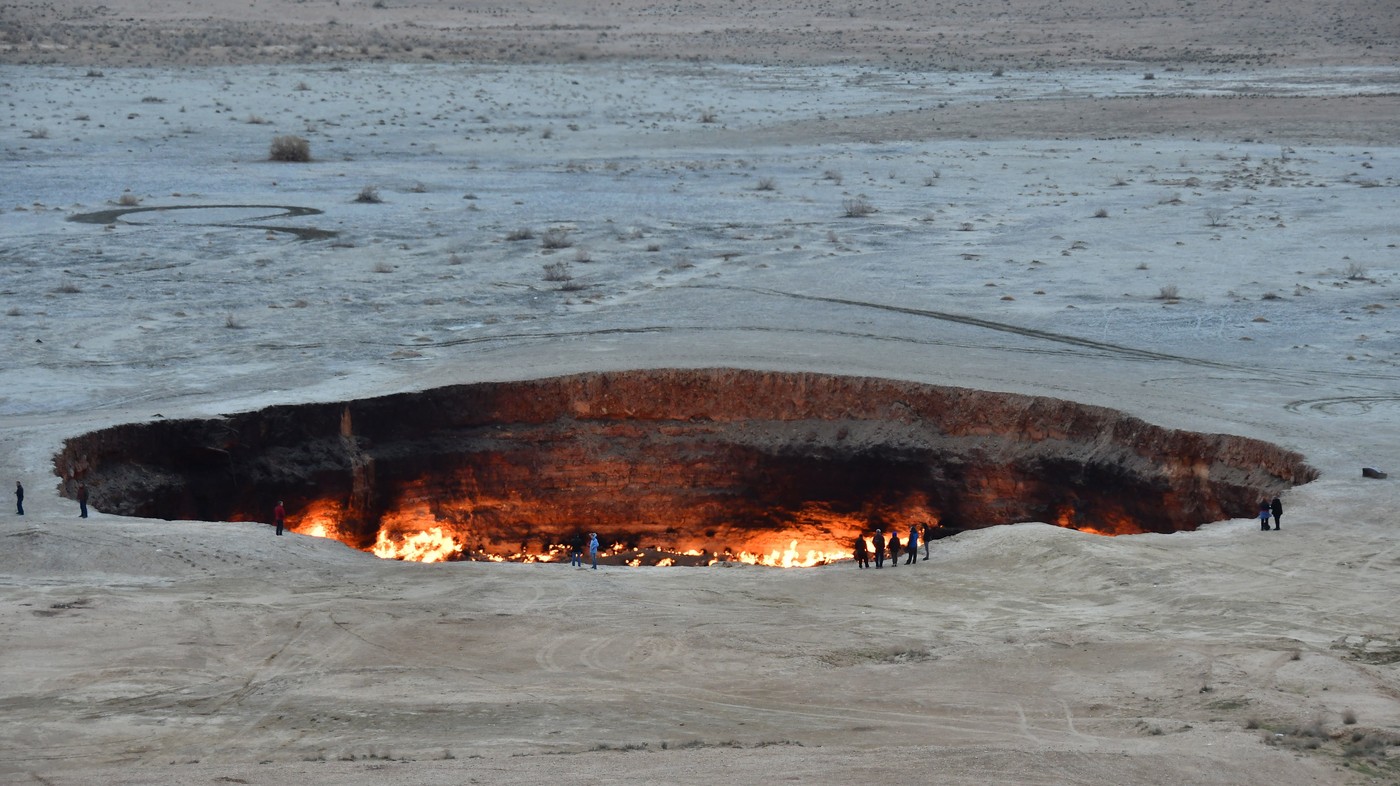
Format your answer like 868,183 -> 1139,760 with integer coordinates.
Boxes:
370,527 -> 464,563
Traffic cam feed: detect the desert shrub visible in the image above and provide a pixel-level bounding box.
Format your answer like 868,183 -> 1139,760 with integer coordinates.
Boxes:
1156,285 -> 1180,300
540,227 -> 572,249
116,193 -> 142,206
1204,207 -> 1227,227
1344,261 -> 1368,280
842,198 -> 876,217
1093,208 -> 1109,218
294,81 -> 311,91
823,170 -> 843,184
1144,72 -> 1155,80
269,135 -> 310,162
53,277 -> 81,294
372,261 -> 394,273
506,227 -> 534,242
991,67 -> 1005,77
26,127 -> 49,139
573,248 -> 592,263
756,176 -> 777,191
542,260 -> 572,282
246,114 -> 271,125
1342,708 -> 1358,725
957,222 -> 975,231
354,185 -> 383,204
699,109 -> 718,124
224,313 -> 243,329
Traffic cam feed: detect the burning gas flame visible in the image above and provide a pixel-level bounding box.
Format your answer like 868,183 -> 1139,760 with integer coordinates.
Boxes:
371,527 -> 464,563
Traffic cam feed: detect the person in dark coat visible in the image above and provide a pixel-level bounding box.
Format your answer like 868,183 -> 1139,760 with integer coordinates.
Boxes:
854,534 -> 869,568
1258,501 -> 1272,531
569,531 -> 584,567
1270,497 -> 1283,530
15,481 -> 23,515
77,484 -> 89,518
274,500 -> 286,535
905,524 -> 919,564
922,522 -> 933,560
887,530 -> 900,567
872,529 -> 885,569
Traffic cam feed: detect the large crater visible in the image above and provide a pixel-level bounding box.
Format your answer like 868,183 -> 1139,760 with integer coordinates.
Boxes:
54,369 -> 1316,565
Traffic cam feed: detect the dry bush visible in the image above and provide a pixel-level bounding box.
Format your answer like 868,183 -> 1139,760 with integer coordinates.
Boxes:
699,108 -> 718,124
246,114 -> 271,125
542,260 -> 572,282
1156,285 -> 1180,300
823,170 -> 844,184
53,277 -> 81,294
1204,207 -> 1227,227
540,227 -> 572,249
755,176 -> 778,191
1093,208 -> 1109,218
506,227 -> 534,242
116,193 -> 142,207
1342,708 -> 1358,725
354,185 -> 383,204
1344,261 -> 1368,280
842,198 -> 876,218
26,127 -> 50,139
269,135 -> 310,162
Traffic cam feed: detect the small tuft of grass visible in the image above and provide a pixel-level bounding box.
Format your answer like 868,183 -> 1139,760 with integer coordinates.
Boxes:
116,193 -> 142,207
1156,284 -> 1180,301
354,185 -> 383,204
755,176 -> 778,191
1093,208 -> 1109,218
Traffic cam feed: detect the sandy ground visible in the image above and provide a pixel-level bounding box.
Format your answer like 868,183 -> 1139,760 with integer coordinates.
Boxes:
2,1 -> 1400,784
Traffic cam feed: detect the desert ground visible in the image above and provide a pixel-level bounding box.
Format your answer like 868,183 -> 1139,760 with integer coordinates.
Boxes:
2,1 -> 1400,784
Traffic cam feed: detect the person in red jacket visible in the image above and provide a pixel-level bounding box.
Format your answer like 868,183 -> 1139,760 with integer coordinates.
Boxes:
274,500 -> 286,536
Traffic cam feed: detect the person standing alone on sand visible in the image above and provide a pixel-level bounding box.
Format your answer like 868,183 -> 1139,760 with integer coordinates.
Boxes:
872,529 -> 885,569
274,500 -> 285,536
15,481 -> 23,515
854,533 -> 869,568
1271,497 -> 1283,530
77,484 -> 88,518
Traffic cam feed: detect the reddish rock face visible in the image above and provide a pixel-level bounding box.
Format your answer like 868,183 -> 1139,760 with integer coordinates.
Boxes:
54,369 -> 1316,565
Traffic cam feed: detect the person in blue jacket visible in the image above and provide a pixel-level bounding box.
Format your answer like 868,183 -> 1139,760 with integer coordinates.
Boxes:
588,532 -> 600,569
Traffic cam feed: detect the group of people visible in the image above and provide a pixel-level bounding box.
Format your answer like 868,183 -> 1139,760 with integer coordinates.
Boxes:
1258,497 -> 1283,531
853,523 -> 933,568
14,481 -> 89,518
569,531 -> 601,569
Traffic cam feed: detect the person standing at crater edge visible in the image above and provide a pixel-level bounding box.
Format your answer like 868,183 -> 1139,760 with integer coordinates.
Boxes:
922,522 -> 933,560
1259,501 -> 1272,531
872,528 -> 885,569
1271,497 -> 1283,530
854,533 -> 869,569
887,529 -> 900,568
588,532 -> 599,569
905,523 -> 919,565
570,531 -> 585,567
14,481 -> 22,515
77,484 -> 89,518
274,500 -> 285,536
